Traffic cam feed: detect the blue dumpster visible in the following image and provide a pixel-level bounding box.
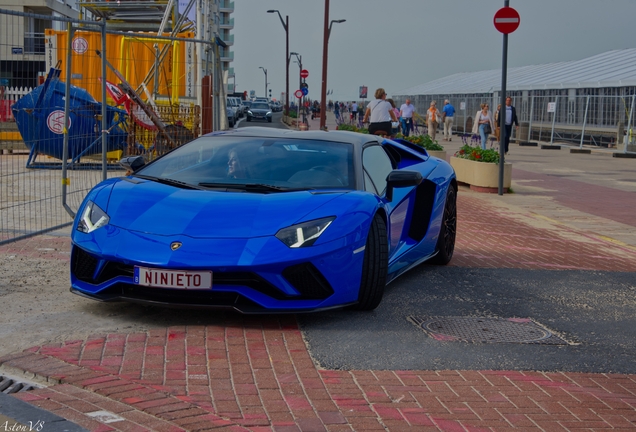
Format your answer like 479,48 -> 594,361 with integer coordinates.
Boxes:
12,67 -> 128,168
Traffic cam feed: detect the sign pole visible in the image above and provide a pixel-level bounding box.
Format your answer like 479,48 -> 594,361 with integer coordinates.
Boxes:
497,0 -> 510,196
550,96 -> 558,144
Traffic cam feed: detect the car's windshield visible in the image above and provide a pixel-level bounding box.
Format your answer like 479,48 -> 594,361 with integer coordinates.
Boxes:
137,137 -> 354,191
251,103 -> 269,110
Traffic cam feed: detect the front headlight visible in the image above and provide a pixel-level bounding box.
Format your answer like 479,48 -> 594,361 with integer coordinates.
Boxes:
275,217 -> 335,248
247,110 -> 253,115
267,111 -> 272,115
77,200 -> 109,233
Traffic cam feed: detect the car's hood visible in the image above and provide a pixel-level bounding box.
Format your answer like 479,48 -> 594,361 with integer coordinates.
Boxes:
250,108 -> 270,113
106,178 -> 344,238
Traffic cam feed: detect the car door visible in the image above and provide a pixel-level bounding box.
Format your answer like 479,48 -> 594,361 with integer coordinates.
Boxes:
362,143 -> 414,260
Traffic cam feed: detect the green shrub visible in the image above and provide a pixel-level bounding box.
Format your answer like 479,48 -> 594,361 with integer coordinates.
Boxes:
453,144 -> 500,164
334,124 -> 369,134
395,134 -> 444,151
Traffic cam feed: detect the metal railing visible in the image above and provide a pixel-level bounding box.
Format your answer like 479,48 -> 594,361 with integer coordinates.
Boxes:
392,93 -> 636,154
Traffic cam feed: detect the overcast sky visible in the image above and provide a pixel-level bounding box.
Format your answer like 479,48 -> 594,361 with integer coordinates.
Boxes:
229,0 -> 635,102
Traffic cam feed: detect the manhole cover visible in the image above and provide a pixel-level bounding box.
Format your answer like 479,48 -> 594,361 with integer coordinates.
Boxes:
408,316 -> 570,345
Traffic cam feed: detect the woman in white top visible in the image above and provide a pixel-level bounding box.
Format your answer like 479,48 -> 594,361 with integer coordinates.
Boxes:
363,88 -> 398,136
471,103 -> 495,150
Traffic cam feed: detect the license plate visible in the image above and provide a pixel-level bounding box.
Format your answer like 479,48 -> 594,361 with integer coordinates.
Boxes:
134,267 -> 212,290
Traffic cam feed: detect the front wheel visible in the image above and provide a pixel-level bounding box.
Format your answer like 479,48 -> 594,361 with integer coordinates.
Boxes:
267,118 -> 272,123
431,185 -> 457,265
351,213 -> 388,311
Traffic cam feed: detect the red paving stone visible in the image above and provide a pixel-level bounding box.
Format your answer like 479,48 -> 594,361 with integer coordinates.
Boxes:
513,168 -> 636,228
2,184 -> 636,430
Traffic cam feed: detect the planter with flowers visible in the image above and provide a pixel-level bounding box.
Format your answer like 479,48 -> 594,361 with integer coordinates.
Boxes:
450,136 -> 511,192
395,134 -> 446,160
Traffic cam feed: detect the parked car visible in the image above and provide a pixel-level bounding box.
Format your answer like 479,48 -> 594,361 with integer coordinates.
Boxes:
238,98 -> 250,116
69,127 -> 457,312
246,102 -> 273,123
225,96 -> 242,119
230,97 -> 247,117
225,106 -> 238,128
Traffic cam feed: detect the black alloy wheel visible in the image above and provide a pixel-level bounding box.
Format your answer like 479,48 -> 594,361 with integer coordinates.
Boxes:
431,185 -> 457,265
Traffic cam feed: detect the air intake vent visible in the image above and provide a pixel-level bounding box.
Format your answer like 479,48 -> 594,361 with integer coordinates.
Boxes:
72,246 -> 98,282
283,263 -> 334,300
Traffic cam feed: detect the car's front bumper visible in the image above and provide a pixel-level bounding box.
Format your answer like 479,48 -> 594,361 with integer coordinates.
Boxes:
70,228 -> 366,312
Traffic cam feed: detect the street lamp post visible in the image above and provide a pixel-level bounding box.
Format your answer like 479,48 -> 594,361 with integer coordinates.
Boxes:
259,66 -> 267,98
319,0 -> 345,130
290,51 -> 303,124
267,10 -> 289,116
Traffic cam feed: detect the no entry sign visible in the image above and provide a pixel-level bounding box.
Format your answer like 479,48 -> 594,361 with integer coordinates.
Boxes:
494,7 -> 520,34
300,69 -> 309,79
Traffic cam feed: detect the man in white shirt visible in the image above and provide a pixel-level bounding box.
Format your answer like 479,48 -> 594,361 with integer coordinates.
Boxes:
399,99 -> 416,136
351,101 -> 358,121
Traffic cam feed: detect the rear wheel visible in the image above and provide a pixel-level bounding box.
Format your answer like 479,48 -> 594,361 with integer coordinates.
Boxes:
431,185 -> 457,265
351,213 -> 388,311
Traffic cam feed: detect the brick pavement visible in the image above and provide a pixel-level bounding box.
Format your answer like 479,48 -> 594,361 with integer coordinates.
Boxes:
2,188 -> 636,430
1,113 -> 636,430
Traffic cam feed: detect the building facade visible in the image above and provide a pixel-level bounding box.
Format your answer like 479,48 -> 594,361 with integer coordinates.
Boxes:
0,0 -> 79,88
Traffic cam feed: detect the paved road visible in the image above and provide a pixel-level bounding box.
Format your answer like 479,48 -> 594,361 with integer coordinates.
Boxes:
301,267 -> 636,373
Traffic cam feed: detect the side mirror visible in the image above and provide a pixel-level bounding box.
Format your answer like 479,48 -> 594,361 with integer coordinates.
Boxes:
385,170 -> 422,202
119,156 -> 145,173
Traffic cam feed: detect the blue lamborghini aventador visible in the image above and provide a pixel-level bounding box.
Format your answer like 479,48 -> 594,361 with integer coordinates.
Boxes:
70,127 -> 457,312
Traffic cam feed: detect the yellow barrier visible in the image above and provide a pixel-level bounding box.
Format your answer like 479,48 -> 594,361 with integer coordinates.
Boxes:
0,131 -> 22,141
45,29 -> 195,104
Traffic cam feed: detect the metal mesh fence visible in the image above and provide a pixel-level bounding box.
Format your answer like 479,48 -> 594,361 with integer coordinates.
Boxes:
393,93 -> 636,152
1,9 -> 215,245
0,11 -> 107,244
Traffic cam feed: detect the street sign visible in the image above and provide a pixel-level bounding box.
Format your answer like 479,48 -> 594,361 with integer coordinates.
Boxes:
494,7 -> 520,34
301,87 -> 308,96
300,69 -> 309,79
547,102 -> 557,113
294,89 -> 303,99
300,82 -> 308,89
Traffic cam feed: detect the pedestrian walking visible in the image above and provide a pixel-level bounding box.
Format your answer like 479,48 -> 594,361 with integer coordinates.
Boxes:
471,103 -> 495,150
399,99 -> 416,137
426,101 -> 441,141
494,104 -> 502,142
387,98 -> 401,136
441,99 -> 455,141
503,96 -> 519,154
351,101 -> 358,121
363,88 -> 398,137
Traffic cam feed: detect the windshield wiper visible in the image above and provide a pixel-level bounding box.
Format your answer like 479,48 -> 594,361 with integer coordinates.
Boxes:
133,175 -> 203,190
198,182 -> 311,193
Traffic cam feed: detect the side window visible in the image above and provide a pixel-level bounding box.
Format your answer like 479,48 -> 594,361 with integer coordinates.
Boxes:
364,171 -> 376,194
363,145 -> 393,196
